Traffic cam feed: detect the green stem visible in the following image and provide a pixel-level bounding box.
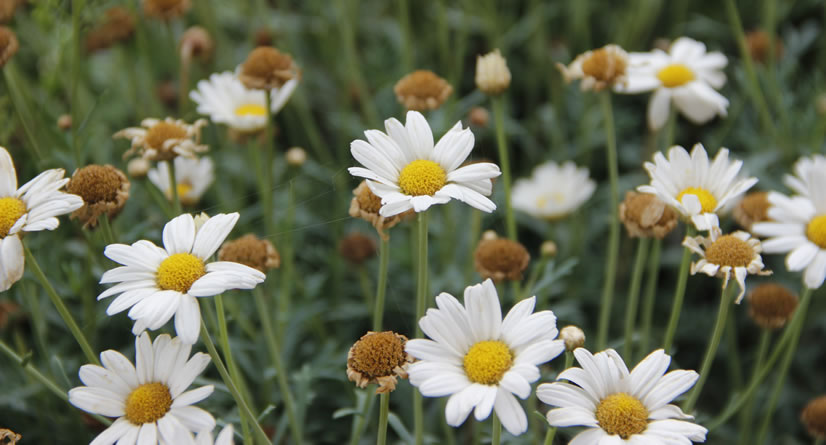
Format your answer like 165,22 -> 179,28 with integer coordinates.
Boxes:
373,238 -> 390,331
521,255 -> 549,301
725,309 -> 743,389
414,212 -> 429,445
71,0 -> 84,166
465,210 -> 482,283
623,237 -> 650,360
262,92 -> 275,237
336,0 -> 378,124
662,225 -> 695,353
349,390 -> 376,445
397,0 -> 412,73
99,213 -> 117,246
215,294 -> 253,445
491,96 -> 516,241
682,282 -> 737,413
596,91 -> 620,350
376,393 -> 390,445
737,329 -> 770,445
178,52 -> 191,116
637,238 -> 661,361
3,65 -> 44,160
543,427 -> 556,445
168,160 -> 182,214
358,266 -> 374,315
492,413 -> 502,445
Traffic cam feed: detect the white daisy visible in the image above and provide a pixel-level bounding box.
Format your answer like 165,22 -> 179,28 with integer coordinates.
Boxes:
148,156 -> 214,207
537,348 -> 707,444
557,44 -> 629,92
348,111 -> 501,217
97,213 -> 266,344
753,168 -> 826,289
784,154 -> 826,198
638,143 -> 757,229
195,425 -> 234,445
511,161 -> 596,220
616,37 -> 729,130
405,279 -> 564,436
0,146 -> 83,292
68,332 -> 215,445
189,71 -> 298,134
115,117 -> 208,162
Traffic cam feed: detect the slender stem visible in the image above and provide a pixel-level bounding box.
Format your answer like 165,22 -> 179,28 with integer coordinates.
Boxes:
3,65 -> 44,160
737,329 -> 770,445
168,160 -> 182,214
376,393 -> 390,445
215,294 -> 253,445
397,0 -> 412,72
682,282 -> 736,413
465,210 -> 482,283
724,309 -> 743,389
71,0 -> 83,166
262,92 -> 275,237
596,91 -> 620,350
543,427 -> 557,445
414,212 -> 429,445
637,238 -> 661,361
358,266 -> 374,315
623,237 -> 650,360
276,176 -> 295,339
491,413 -> 502,445
522,255 -> 549,301
178,51 -> 192,116
349,390 -> 376,445
662,225 -> 695,353
492,96 -> 516,241
373,238 -> 390,331
99,213 -> 117,246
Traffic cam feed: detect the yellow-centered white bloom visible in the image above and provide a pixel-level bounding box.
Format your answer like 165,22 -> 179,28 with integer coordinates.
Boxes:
148,157 -> 214,207
68,332 -> 214,445
0,146 -> 83,292
405,279 -> 564,436
348,111 -> 501,217
537,348 -> 707,444
638,143 -> 757,230
616,37 -> 728,130
195,425 -> 234,445
189,72 -> 297,133
512,161 -> 595,220
784,154 -> 826,198
98,213 -> 265,344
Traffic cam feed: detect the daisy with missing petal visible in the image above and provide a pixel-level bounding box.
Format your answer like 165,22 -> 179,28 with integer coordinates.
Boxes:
405,279 -> 564,436
616,37 -> 728,130
68,332 -> 214,445
148,156 -> 214,207
348,111 -> 501,217
753,168 -> 826,289
537,348 -> 707,444
511,161 -> 595,220
98,213 -> 265,344
115,117 -> 208,161
0,146 -> 83,291
638,143 -> 757,229
189,72 -> 298,134
195,425 -> 234,445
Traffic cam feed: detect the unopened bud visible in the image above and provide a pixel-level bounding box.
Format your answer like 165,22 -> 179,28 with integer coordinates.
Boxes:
560,325 -> 585,351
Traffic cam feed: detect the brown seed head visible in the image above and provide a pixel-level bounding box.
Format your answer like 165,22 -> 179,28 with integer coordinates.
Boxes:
705,235 -> 755,268
0,0 -> 21,24
146,121 -> 187,149
240,46 -> 299,90
733,191 -> 771,231
0,428 -> 21,445
180,26 -> 213,61
619,191 -> 678,239
142,0 -> 191,20
746,30 -> 783,64
347,331 -> 413,394
339,232 -> 377,265
747,283 -> 798,330
802,395 -> 826,440
394,70 -> 453,111
349,181 -> 413,241
474,238 -> 531,282
0,26 -> 19,67
85,7 -> 135,52
581,47 -> 627,83
559,325 -> 585,351
468,106 -> 490,128
218,234 -> 280,273
67,165 -> 130,229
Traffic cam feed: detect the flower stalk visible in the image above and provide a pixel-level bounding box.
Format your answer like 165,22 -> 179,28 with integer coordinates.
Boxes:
663,225 -> 696,352
596,91 -> 620,350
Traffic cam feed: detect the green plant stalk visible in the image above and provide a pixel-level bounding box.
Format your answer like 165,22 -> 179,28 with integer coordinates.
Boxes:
414,212 -> 429,445
336,0 -> 378,125
543,427 -> 557,445
178,51 -> 192,116
358,266 -> 374,314
522,255 -> 550,301
623,237 -> 650,360
737,329 -> 770,445
168,159 -> 182,215
465,210 -> 482,283
214,294 -> 253,445
397,0 -> 412,72
373,238 -> 390,331
491,96 -> 516,242
262,92 -> 275,237
637,238 -> 661,361
683,281 -> 736,413
3,65 -> 44,160
725,310 -> 743,389
595,91 -> 621,350
23,244 -> 99,366
99,213 -> 117,246
71,0 -> 84,166
662,225 -> 696,352
377,392 -> 390,445
492,413 -> 502,445
349,389 -> 376,445
278,177 -> 297,332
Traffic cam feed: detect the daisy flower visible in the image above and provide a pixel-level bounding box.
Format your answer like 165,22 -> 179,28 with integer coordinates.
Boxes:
405,279 -> 564,436
557,44 -> 629,92
616,37 -> 728,130
115,117 -> 208,162
348,111 -> 501,217
195,425 -> 234,445
638,143 -> 757,229
68,332 -> 215,445
753,167 -> 826,289
97,213 -> 266,344
148,156 -> 214,207
189,71 -> 298,134
511,161 -> 595,220
537,348 -> 708,444
0,146 -> 83,291
784,154 -> 826,198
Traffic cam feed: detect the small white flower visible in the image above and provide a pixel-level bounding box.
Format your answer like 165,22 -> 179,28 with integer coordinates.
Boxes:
68,332 -> 215,445
511,161 -> 595,220
616,37 -> 729,130
189,71 -> 297,134
148,157 -> 214,207
195,425 -> 234,445
475,49 -> 511,95
638,143 -> 757,230
115,118 -> 208,162
557,44 -> 629,92
0,146 -> 83,292
784,154 -> 826,198
98,213 -> 265,344
405,279 -> 564,436
348,111 -> 501,217
537,348 -> 707,444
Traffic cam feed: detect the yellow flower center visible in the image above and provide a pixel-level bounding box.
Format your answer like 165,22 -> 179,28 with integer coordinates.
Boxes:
145,122 -> 188,150
807,215 -> 826,249
156,253 -> 205,292
397,160 -> 447,196
176,182 -> 193,197
705,235 -> 754,267
0,197 -> 26,238
234,103 -> 268,117
676,187 -> 717,213
124,382 -> 172,425
595,393 -> 649,439
657,63 -> 695,88
463,340 -> 513,385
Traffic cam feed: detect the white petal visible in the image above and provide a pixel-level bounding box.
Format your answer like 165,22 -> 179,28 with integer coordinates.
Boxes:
536,382 -> 597,411
444,384 -> 485,427
545,406 -> 599,428
192,213 -> 239,260
89,418 -> 135,445
0,146 -> 18,195
174,295 -> 202,345
405,111 -> 434,159
163,214 -> 196,254
493,388 -> 528,436
804,250 -> 826,290
473,385 -> 497,421
642,370 -> 699,411
464,279 -> 502,343
647,88 -> 671,130
68,387 -> 125,417
169,405 -> 216,432
0,235 -> 24,291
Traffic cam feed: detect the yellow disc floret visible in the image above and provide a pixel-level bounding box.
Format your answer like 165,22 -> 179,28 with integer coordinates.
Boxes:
124,382 -> 172,425
156,253 -> 205,293
676,187 -> 717,213
234,103 -> 268,117
807,215 -> 826,249
0,197 -> 26,238
176,182 -> 193,198
705,235 -> 754,268
398,160 -> 447,196
595,393 -> 649,439
657,63 -> 695,88
463,340 -> 513,385
145,122 -> 188,150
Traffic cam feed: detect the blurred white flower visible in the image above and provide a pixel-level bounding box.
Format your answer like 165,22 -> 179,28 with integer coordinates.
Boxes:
148,156 -> 214,207
511,161 -> 595,220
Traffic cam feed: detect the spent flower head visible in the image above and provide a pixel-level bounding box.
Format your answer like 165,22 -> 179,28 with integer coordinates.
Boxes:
394,70 -> 453,111
557,44 -> 629,91
619,191 -> 678,239
115,117 -> 208,162
0,26 -> 18,67
747,283 -> 798,330
239,46 -> 300,90
473,236 -> 530,283
347,331 -> 413,394
67,164 -> 130,229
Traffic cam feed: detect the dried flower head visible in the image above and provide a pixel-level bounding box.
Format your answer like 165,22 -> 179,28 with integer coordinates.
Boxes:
0,0 -> 21,23
115,117 -> 208,161
349,181 -> 413,241
218,234 -> 280,273
475,49 -> 511,95
619,191 -> 678,239
339,232 -> 377,265
393,70 -> 453,111
747,283 -> 798,330
67,165 -> 130,229
803,395 -> 826,440
733,191 -> 771,231
180,26 -> 213,61
347,331 -> 413,394
142,0 -> 191,20
559,325 -> 585,351
85,7 -> 135,52
746,30 -> 782,64
558,44 -> 629,91
0,26 -> 19,68
239,46 -> 300,90
474,236 -> 530,282
57,114 -> 73,131
468,106 -> 490,128
0,428 -> 21,445
285,147 -> 307,167
127,158 -> 151,177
